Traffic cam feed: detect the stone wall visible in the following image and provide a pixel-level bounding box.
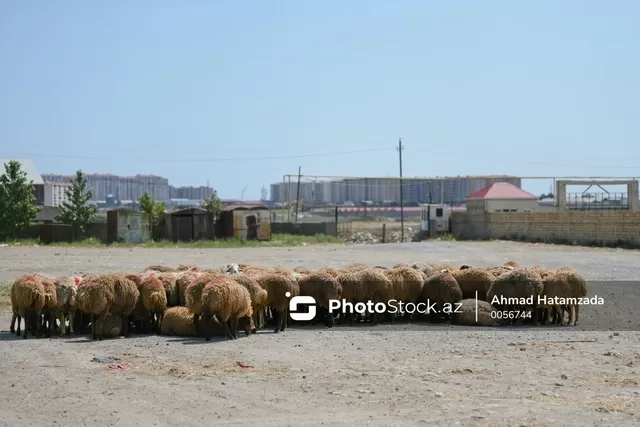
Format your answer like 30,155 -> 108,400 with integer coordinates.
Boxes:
451,210 -> 640,246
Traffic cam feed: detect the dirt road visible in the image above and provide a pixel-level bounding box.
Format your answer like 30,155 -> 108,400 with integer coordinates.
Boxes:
0,241 -> 638,426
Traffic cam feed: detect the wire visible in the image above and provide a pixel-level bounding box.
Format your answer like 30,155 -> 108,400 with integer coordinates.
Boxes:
0,147 -> 392,163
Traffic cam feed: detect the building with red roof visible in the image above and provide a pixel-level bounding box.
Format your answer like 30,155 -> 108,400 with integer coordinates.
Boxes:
465,182 -> 538,213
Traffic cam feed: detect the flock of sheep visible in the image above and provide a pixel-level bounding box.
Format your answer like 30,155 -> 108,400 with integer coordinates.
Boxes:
7,260 -> 588,341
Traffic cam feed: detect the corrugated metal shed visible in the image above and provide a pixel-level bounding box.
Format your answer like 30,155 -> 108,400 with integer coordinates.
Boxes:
0,158 -> 44,184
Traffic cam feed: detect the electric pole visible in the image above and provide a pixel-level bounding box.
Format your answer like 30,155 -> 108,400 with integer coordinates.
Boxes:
398,138 -> 404,242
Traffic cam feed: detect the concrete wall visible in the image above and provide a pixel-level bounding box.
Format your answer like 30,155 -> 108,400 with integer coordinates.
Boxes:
451,210 -> 640,246
115,211 -> 151,243
271,221 -> 338,236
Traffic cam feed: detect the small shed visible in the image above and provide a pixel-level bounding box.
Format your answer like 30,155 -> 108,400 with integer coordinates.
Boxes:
217,203 -> 271,240
107,209 -> 151,243
168,208 -> 214,242
466,182 -> 538,213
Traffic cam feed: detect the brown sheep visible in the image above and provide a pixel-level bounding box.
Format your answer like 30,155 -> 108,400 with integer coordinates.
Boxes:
142,265 -> 175,273
139,275 -> 168,331
486,269 -> 544,325
10,274 -> 46,339
53,276 -> 81,336
160,306 -> 197,336
315,267 -> 342,278
420,272 -> 463,322
184,272 -> 222,333
76,273 -> 139,340
293,266 -> 311,274
383,267 -> 424,322
451,299 -> 500,326
297,272 -> 343,327
344,262 -> 369,272
255,273 -> 299,333
176,270 -> 203,306
451,268 -> 494,301
40,278 -> 58,337
228,274 -> 268,331
352,268 -> 394,325
200,277 -> 254,340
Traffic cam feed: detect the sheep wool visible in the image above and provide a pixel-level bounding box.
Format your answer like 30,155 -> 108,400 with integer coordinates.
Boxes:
200,277 -> 253,340
451,268 -> 494,301
451,299 -> 500,326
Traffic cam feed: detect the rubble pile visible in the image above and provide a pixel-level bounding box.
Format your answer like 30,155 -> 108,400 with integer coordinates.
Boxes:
345,227 -> 417,244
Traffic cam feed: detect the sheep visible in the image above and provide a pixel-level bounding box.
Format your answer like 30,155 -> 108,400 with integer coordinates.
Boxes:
335,271 -> 367,324
76,273 -> 139,340
451,268 -> 494,301
160,306 -> 197,336
451,299 -> 499,326
228,273 -> 268,331
255,273 -> 299,333
200,277 -> 254,340
175,270 -> 203,306
393,263 -> 411,269
383,266 -> 424,322
343,262 -> 369,272
352,268 -> 394,325
315,267 -> 342,278
40,276 -> 58,337
503,260 -> 520,269
538,272 -> 572,325
222,263 -> 240,275
420,272 -> 463,322
10,274 -> 46,339
177,264 -> 199,272
296,272 -> 343,327
53,276 -> 80,336
139,275 -> 168,331
142,265 -> 175,273
549,270 -> 588,326
293,266 -> 311,274
155,272 -> 181,307
484,266 -> 513,278
530,265 -> 554,279
486,269 -> 544,325
184,272 -> 222,333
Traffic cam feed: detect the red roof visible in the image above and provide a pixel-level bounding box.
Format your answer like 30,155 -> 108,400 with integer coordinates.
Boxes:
466,182 -> 536,200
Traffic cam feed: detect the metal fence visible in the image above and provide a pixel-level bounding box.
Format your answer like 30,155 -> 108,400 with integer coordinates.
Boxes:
565,192 -> 629,210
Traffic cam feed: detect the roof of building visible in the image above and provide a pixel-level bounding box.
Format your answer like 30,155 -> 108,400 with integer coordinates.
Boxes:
466,182 -> 536,200
0,158 -> 44,185
221,203 -> 269,211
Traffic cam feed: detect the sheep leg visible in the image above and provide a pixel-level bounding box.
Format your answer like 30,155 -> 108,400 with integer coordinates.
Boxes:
58,312 -> 67,336
91,314 -> 98,340
193,314 -> 201,336
228,318 -> 239,339
281,308 -> 288,331
568,305 -> 576,326
574,304 -> 580,325
272,309 -> 280,333
325,308 -> 334,328
10,313 -> 17,334
69,310 -> 75,335
46,312 -> 54,337
121,315 -> 130,337
21,310 -> 29,339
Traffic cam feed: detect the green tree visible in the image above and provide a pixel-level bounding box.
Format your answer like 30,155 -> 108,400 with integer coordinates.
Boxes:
0,160 -> 39,239
55,170 -> 98,240
200,190 -> 222,218
139,192 -> 166,237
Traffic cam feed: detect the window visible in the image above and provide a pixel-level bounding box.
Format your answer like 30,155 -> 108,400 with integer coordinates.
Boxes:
502,209 -> 510,212
510,209 -> 517,212
436,208 -> 443,217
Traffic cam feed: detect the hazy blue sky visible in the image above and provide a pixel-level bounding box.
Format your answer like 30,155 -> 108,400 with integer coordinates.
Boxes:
1,1 -> 638,199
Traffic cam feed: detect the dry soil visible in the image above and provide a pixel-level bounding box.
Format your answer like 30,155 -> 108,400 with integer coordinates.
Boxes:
0,240 -> 639,427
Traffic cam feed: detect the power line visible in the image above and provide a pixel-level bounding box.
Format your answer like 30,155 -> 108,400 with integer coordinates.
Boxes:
0,147 -> 392,163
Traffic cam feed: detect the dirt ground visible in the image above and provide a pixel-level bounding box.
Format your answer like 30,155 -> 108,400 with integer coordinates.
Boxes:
0,240 -> 639,427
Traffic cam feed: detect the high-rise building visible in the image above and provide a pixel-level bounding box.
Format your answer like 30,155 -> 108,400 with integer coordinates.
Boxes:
269,175 -> 522,205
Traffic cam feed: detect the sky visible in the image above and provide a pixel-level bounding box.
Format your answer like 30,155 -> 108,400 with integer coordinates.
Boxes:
1,0 -> 638,200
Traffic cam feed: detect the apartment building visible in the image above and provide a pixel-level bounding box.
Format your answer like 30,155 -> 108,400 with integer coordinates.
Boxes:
43,182 -> 71,207
269,175 -> 522,205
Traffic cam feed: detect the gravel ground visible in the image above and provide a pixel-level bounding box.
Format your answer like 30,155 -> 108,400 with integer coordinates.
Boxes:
0,240 -> 639,427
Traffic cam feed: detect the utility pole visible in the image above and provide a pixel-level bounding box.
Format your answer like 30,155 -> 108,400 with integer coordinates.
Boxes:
294,166 -> 302,222
398,138 -> 404,242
